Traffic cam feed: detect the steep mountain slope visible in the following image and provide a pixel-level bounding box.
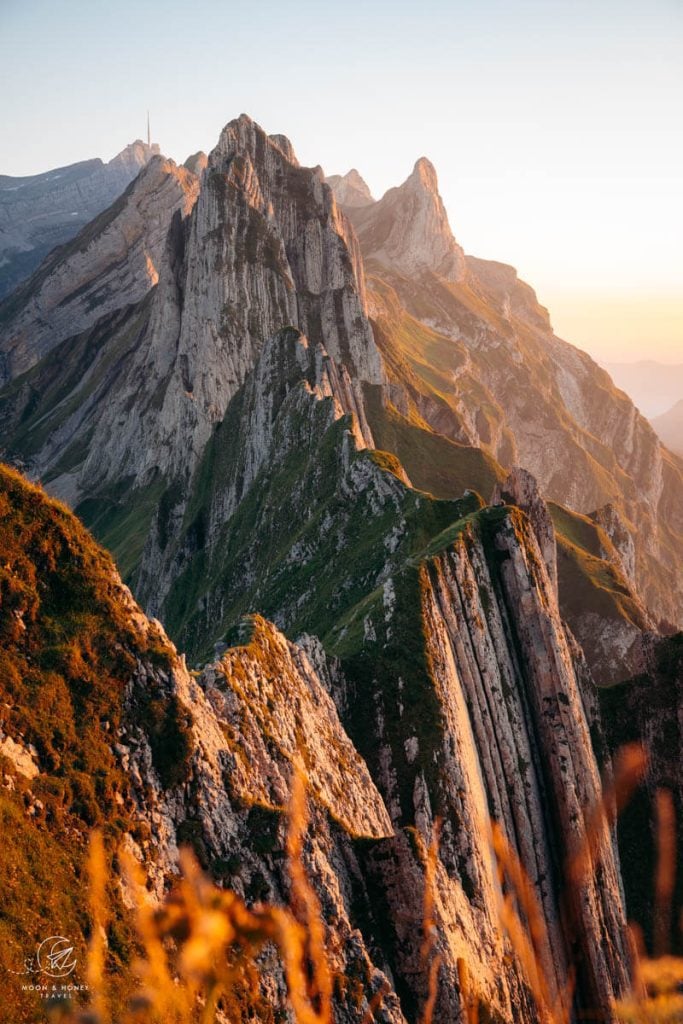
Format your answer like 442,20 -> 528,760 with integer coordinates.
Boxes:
330,166 -> 683,628
0,463 -> 404,1023
0,114 -> 669,683
0,454 -> 636,1022
0,115 -> 383,512
0,113 -> 670,712
134,324 -> 500,656
548,500 -> 653,685
651,399 -> 683,456
0,156 -> 201,383
0,141 -> 160,299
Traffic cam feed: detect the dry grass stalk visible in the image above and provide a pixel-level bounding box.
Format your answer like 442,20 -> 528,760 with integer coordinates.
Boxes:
654,789 -> 676,959
490,745 -> 648,1024
86,830 -> 109,1022
457,958 -> 479,1024
491,822 -> 568,1024
52,745 -> 680,1024
419,820 -> 442,1024
566,744 -> 648,891
273,764 -> 332,1024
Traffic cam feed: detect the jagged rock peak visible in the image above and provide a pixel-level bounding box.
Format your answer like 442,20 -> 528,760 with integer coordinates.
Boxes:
407,155 -> 439,191
341,153 -> 466,283
109,138 -> 161,171
326,168 -> 374,208
492,466 -> 558,595
268,132 -> 297,163
213,113 -> 301,169
183,150 -> 208,176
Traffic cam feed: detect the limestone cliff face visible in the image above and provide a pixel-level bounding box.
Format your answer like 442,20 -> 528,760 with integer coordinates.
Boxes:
340,506 -> 631,1020
145,112 -> 382,477
340,158 -> 466,282
493,466 -> 558,594
0,116 -> 384,501
117,615 -> 405,1023
0,140 -> 160,299
0,156 -> 200,382
132,324 -> 383,623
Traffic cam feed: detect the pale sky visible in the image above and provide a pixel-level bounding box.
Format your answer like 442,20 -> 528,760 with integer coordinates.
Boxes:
1,0 -> 681,363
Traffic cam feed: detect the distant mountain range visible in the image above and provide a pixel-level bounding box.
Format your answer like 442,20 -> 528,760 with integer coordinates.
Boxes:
0,140 -> 160,299
605,359 -> 683,417
651,398 -> 683,455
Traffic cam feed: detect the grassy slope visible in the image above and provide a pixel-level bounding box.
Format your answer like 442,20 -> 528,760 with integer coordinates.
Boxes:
548,502 -> 649,634
363,384 -> 504,500
0,464 -> 181,1020
164,396 -> 484,661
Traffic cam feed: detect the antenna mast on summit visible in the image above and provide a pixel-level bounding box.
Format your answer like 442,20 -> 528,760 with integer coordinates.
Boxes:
147,110 -> 151,148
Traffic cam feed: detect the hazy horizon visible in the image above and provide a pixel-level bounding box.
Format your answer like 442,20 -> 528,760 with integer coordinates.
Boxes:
1,0 -> 681,365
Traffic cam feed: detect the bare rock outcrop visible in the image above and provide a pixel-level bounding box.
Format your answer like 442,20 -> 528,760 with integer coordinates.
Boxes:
341,506 -> 631,1020
493,465 -> 558,594
342,157 -> 467,282
326,168 -> 374,208
589,502 -> 637,587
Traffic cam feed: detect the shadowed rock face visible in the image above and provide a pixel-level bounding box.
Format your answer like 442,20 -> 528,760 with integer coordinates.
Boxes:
0,140 -> 161,299
599,633 -> 683,956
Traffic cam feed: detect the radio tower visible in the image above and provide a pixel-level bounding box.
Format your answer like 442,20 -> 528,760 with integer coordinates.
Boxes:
147,110 -> 151,148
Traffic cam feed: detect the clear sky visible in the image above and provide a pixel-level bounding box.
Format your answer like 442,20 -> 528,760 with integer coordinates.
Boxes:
1,0 -> 681,364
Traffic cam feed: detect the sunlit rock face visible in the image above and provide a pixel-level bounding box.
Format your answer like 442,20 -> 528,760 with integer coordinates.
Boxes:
0,140 -> 160,299
337,157 -> 467,282
0,115 -> 384,505
0,156 -> 200,382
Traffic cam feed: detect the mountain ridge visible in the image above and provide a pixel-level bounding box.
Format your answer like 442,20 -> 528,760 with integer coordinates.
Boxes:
0,140 -> 161,300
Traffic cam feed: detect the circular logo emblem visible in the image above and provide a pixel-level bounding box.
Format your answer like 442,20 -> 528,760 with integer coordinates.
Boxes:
36,936 -> 77,978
